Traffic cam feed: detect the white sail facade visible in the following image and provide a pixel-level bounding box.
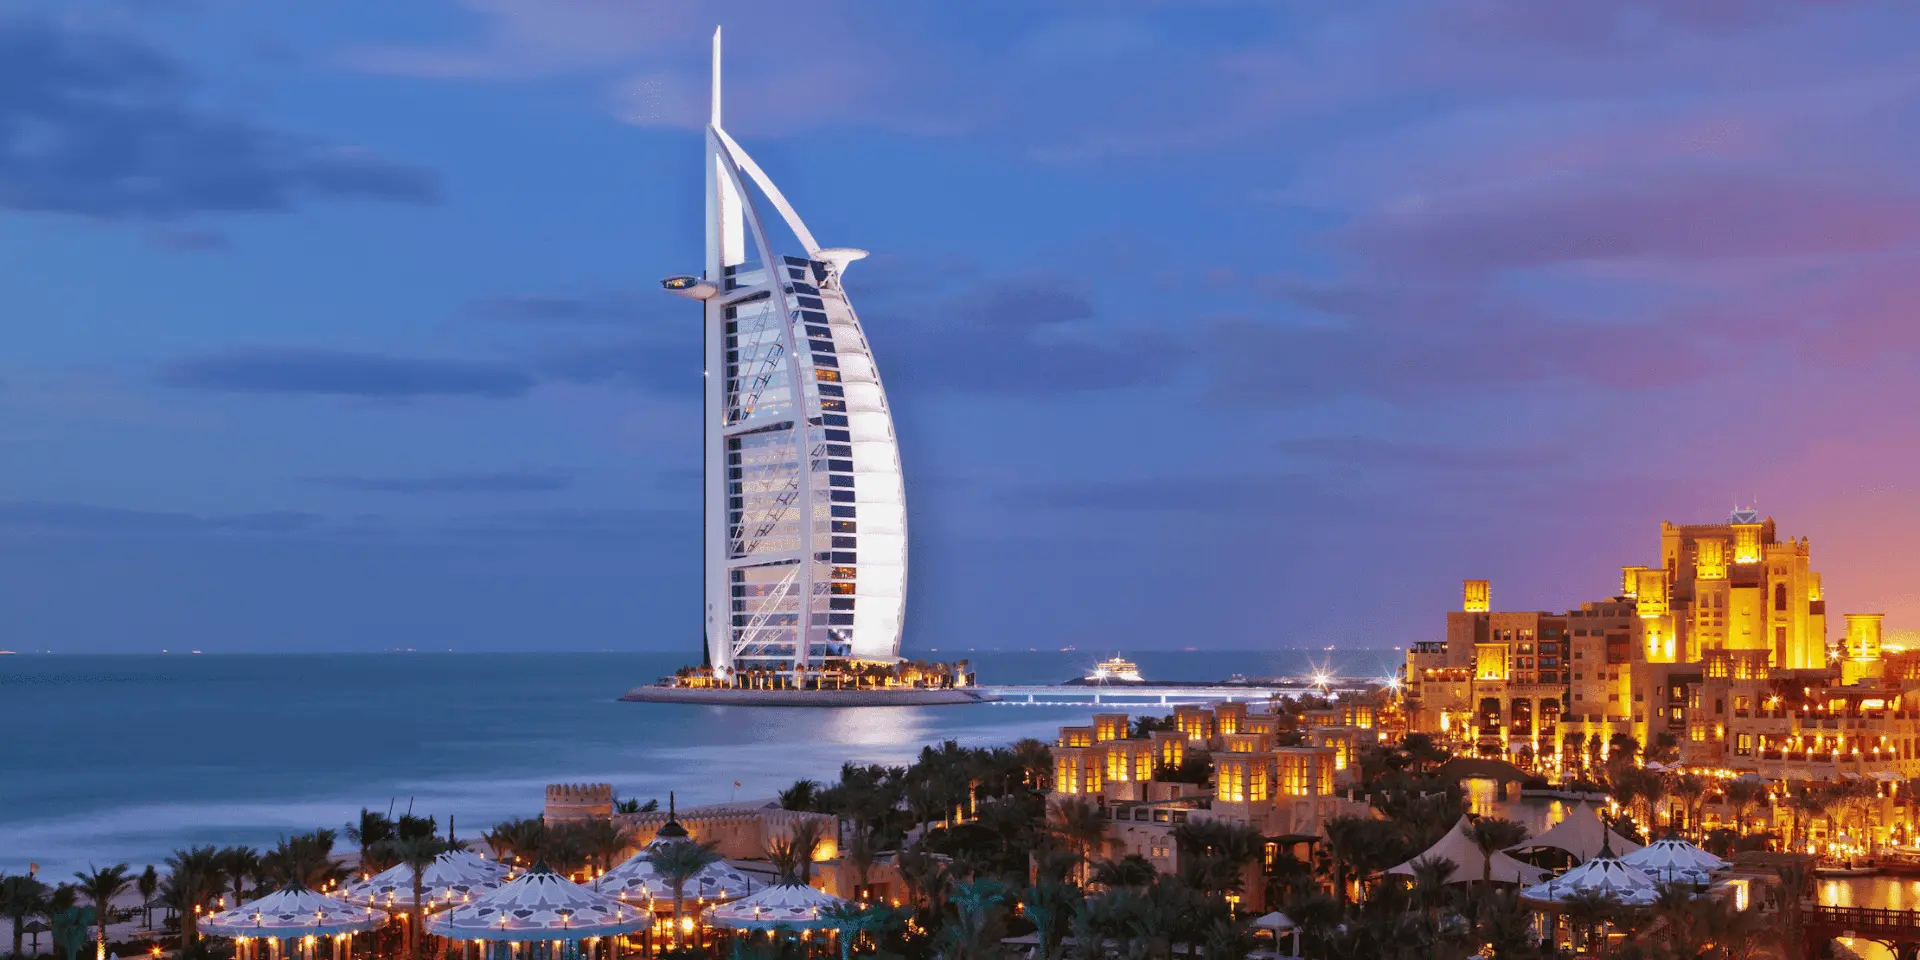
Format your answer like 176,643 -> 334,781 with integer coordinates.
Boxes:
666,29 -> 906,681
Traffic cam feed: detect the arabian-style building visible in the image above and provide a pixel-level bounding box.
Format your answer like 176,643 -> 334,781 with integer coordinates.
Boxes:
1046,702 -> 1380,910
1405,511 -> 1920,785
663,29 -> 907,683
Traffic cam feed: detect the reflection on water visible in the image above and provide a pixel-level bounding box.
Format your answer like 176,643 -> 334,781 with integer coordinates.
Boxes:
1821,876 -> 1920,910
1465,779 -> 1572,832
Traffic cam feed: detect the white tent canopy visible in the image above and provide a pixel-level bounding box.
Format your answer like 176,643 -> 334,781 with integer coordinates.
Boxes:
1519,855 -> 1661,906
596,840 -> 757,907
341,850 -> 509,909
203,886 -> 385,938
1618,837 -> 1728,885
1252,912 -> 1294,932
424,867 -> 648,941
1387,817 -> 1551,886
1507,803 -> 1641,863
703,882 -> 847,931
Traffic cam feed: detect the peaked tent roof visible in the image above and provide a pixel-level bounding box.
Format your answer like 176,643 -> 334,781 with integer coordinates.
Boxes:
1618,837 -> 1728,885
423,866 -> 647,941
595,844 -> 758,905
202,887 -> 385,937
1519,855 -> 1661,906
1386,817 -> 1551,886
1252,911 -> 1295,932
704,881 -> 847,930
341,850 -> 509,908
1508,803 -> 1642,862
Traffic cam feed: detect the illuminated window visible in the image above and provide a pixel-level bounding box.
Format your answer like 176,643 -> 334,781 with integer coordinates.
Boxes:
1219,764 -> 1245,802
1279,756 -> 1308,796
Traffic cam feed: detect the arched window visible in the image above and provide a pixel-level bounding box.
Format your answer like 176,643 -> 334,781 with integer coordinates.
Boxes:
1774,583 -> 1787,612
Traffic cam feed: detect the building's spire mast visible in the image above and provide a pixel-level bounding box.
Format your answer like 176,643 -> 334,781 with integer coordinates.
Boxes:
711,26 -> 723,129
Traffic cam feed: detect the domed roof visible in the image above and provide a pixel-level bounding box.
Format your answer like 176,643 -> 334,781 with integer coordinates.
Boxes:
1520,855 -> 1661,906
424,866 -> 647,941
202,887 -> 385,937
341,850 -> 509,908
704,882 -> 847,930
1618,837 -> 1729,885
596,844 -> 758,905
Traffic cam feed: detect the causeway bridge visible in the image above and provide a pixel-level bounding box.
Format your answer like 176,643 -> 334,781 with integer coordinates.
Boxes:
977,683 -> 1343,707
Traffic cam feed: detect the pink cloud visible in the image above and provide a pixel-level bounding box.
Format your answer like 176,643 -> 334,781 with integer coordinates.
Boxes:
1349,168 -> 1920,274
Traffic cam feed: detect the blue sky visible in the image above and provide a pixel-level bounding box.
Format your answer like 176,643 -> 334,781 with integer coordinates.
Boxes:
8,1 -> 1920,653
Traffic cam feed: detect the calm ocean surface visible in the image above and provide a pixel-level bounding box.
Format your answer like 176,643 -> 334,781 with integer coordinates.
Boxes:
0,648 -> 1401,876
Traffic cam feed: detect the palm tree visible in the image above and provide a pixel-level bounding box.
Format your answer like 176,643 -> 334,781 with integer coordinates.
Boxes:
1013,738 -> 1054,790
1407,855 -> 1456,928
537,823 -> 590,877
1047,796 -> 1107,884
778,779 -> 820,811
842,825 -> 878,894
378,834 -> 455,960
2,874 -> 51,960
1090,856 -> 1158,890
1698,895 -> 1769,960
259,831 -> 342,890
347,809 -> 400,873
941,878 -> 1010,960
162,846 -> 224,949
789,818 -> 830,885
649,839 -> 722,951
1321,815 -> 1374,907
217,846 -> 260,909
766,838 -> 800,881
74,865 -> 133,960
570,819 -> 633,877
135,866 -> 158,931
820,901 -> 884,960
1670,775 -> 1708,839
1021,878 -> 1083,960
1467,818 -> 1529,889
481,817 -> 545,867
1723,780 -> 1765,836
1787,791 -> 1825,851
1470,888 -> 1539,960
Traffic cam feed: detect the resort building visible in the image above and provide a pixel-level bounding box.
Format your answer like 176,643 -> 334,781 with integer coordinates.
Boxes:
1404,511 -> 1920,789
663,29 -> 906,683
1047,703 -> 1380,910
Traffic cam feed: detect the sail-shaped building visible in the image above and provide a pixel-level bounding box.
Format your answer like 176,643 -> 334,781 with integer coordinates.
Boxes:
663,29 -> 907,683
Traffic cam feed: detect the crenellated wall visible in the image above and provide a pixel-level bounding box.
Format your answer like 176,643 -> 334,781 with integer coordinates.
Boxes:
544,783 -> 614,821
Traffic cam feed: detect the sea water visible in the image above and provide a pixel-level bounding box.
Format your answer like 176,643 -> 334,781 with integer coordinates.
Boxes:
0,648 -> 1398,875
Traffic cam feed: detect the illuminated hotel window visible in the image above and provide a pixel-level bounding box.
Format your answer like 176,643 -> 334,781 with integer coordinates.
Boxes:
1279,756 -> 1308,797
1247,763 -> 1269,802
1132,746 -> 1154,782
1219,764 -> 1245,802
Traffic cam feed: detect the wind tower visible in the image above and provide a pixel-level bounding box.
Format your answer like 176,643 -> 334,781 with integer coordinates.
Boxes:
662,28 -> 908,683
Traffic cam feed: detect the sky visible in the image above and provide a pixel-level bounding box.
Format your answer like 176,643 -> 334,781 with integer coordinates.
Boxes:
5,0 -> 1920,654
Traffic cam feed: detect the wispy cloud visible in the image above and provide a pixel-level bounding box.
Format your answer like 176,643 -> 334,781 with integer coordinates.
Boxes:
0,14 -> 437,223
309,470 -> 573,494
159,348 -> 535,399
